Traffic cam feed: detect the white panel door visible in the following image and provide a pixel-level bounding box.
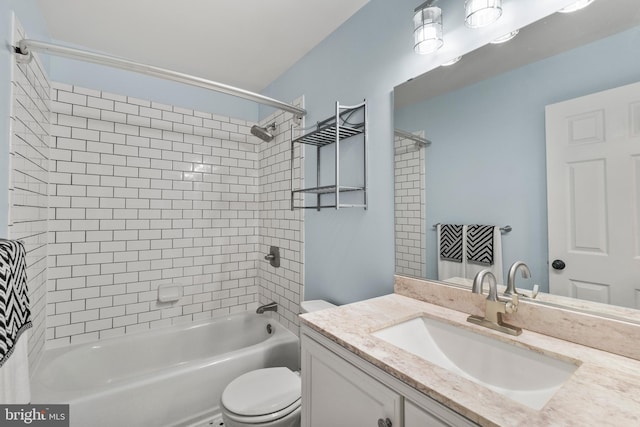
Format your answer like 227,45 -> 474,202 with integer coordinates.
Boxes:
546,80 -> 640,308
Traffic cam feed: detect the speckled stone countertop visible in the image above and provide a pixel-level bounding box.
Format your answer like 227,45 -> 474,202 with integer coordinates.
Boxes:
300,294 -> 640,426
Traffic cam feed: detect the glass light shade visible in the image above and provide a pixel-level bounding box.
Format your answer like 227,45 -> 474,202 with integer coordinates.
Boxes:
465,0 -> 503,28
490,30 -> 519,44
558,0 -> 595,13
441,56 -> 462,66
414,6 -> 443,54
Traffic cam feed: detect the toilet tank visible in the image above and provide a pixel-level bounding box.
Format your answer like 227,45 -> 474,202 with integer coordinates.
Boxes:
300,300 -> 336,313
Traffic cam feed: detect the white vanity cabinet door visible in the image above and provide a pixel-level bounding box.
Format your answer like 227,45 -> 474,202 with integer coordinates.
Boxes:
404,400 -> 450,427
301,326 -> 479,427
301,334 -> 402,427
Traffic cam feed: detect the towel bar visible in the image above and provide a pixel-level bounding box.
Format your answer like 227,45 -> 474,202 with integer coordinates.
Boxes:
433,223 -> 512,233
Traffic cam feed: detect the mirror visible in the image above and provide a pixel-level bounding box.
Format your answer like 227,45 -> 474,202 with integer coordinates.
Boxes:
393,0 -> 640,313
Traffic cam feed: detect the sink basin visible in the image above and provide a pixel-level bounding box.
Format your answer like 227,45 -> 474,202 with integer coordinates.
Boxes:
371,316 -> 578,410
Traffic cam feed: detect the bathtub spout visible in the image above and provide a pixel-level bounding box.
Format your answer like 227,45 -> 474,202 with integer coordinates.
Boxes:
256,302 -> 278,314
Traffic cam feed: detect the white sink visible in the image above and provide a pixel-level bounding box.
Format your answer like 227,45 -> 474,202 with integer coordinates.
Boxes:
371,316 -> 578,410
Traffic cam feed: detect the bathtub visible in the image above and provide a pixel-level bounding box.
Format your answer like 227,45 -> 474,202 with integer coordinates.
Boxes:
31,313 -> 299,427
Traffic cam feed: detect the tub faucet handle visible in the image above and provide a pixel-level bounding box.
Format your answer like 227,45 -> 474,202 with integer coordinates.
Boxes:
264,246 -> 280,268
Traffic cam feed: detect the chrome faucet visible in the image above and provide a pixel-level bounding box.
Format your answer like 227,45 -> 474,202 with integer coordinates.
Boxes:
505,261 -> 531,297
256,302 -> 278,314
472,269 -> 499,301
468,270 -> 522,336
506,261 -> 539,299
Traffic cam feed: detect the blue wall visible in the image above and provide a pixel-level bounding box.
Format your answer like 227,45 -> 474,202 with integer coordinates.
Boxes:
262,0 -> 638,303
0,0 -> 50,238
1,0 -> 584,299
395,26 -> 640,291
260,0 -> 417,304
50,55 -> 259,122
260,0 -> 466,304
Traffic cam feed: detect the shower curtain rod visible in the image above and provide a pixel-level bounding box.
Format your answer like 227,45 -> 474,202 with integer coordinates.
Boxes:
394,128 -> 431,147
14,39 -> 307,118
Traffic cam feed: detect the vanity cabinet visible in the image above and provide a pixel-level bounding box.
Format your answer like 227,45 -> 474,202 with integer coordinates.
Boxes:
404,400 -> 450,427
302,332 -> 401,426
301,326 -> 477,427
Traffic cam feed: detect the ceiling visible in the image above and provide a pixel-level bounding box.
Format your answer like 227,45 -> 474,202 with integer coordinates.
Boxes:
36,0 -> 370,92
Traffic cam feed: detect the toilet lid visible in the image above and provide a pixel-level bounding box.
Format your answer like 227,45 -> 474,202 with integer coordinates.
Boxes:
222,367 -> 301,417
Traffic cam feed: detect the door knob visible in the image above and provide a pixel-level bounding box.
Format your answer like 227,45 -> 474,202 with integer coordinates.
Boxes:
552,259 -> 566,270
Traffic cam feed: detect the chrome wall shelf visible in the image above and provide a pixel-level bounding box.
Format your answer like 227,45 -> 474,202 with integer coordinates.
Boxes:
293,123 -> 364,147
291,100 -> 368,210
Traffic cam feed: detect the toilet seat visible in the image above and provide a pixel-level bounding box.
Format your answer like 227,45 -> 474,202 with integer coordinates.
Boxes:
221,367 -> 301,424
222,398 -> 301,424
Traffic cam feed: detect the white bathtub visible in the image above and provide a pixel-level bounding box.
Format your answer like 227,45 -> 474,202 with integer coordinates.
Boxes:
31,313 -> 299,427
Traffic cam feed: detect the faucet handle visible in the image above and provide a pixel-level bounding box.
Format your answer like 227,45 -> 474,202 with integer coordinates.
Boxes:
505,294 -> 519,314
531,284 -> 539,299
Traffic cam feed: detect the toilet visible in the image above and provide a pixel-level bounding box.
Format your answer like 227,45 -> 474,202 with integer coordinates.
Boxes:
220,300 -> 336,427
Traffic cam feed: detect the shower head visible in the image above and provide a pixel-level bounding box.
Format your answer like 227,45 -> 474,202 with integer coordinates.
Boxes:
250,122 -> 277,142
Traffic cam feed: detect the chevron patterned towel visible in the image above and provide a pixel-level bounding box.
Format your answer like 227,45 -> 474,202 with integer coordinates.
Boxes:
466,225 -> 495,266
439,224 -> 464,262
0,239 -> 31,367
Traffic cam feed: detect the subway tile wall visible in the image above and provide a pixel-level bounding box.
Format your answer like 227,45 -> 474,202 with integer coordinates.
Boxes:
8,18 -> 51,370
47,83 -> 279,346
394,133 -> 426,278
257,100 -> 304,334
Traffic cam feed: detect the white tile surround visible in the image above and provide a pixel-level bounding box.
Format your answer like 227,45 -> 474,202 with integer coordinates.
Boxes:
44,83 -> 304,346
8,18 -> 51,371
257,102 -> 304,333
394,133 -> 426,278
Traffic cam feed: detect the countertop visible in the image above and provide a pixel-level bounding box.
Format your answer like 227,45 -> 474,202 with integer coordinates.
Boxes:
300,293 -> 640,426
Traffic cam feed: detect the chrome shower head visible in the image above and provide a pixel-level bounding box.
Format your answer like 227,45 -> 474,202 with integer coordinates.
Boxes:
250,122 -> 276,142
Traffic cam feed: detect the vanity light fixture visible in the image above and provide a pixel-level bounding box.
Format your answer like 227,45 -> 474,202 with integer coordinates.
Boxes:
490,29 -> 519,44
558,0 -> 596,14
464,0 -> 503,28
441,56 -> 462,66
413,0 -> 444,54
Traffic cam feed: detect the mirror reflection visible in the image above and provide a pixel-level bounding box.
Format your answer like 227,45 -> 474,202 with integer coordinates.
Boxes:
393,0 -> 640,311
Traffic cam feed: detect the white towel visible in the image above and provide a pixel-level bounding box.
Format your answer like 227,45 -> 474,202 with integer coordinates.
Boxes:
465,225 -> 504,285
437,224 -> 465,280
0,330 -> 30,403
